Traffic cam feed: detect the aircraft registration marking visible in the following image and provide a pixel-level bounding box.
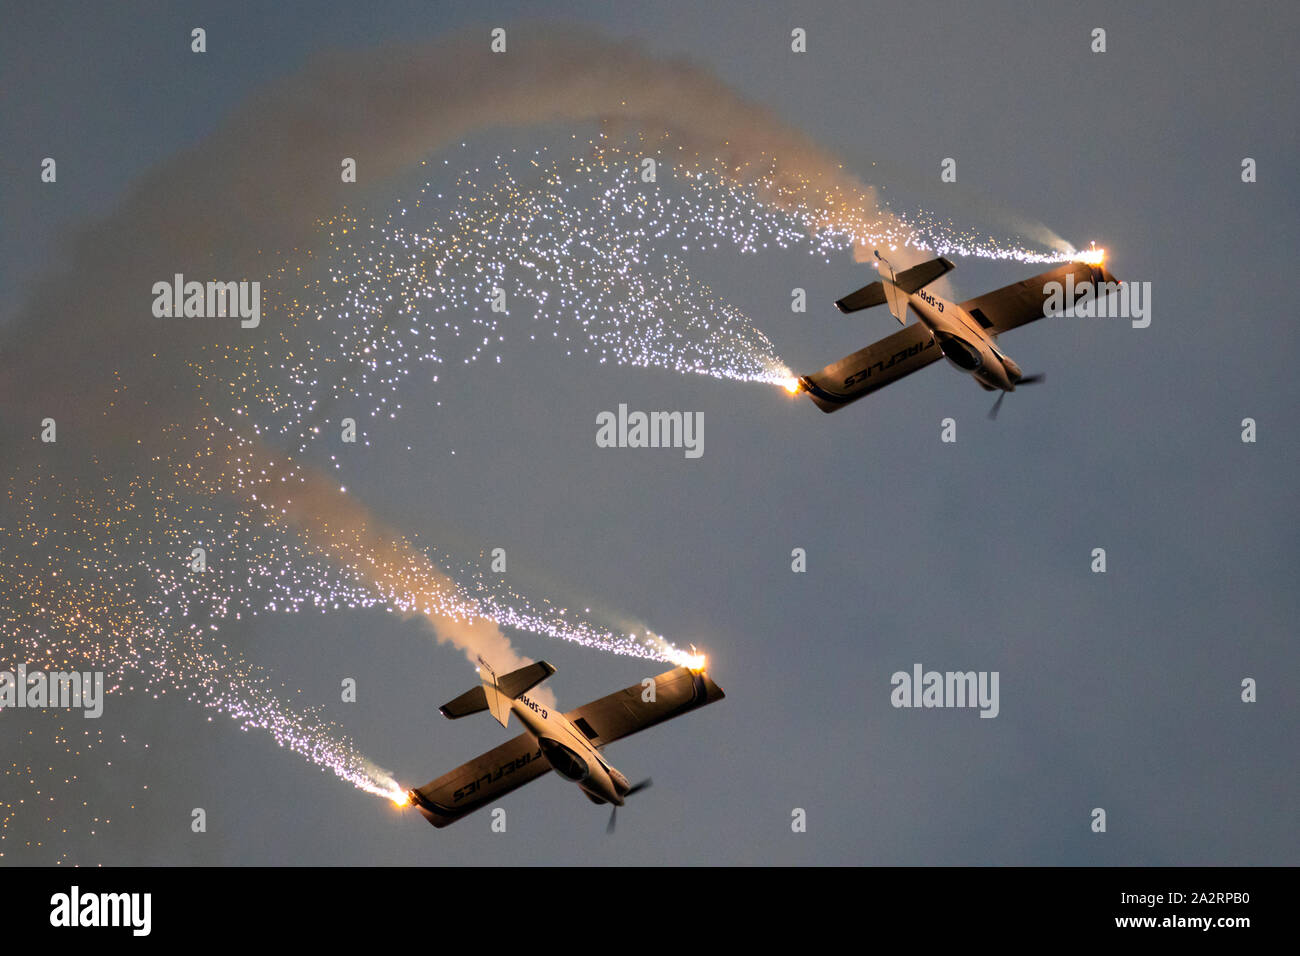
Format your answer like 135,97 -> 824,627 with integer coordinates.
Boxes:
916,289 -> 944,311
518,694 -> 548,720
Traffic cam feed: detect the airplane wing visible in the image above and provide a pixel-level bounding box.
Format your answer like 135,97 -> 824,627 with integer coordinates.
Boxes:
408,733 -> 550,828
960,260 -> 1120,334
563,666 -> 725,748
798,321 -> 941,413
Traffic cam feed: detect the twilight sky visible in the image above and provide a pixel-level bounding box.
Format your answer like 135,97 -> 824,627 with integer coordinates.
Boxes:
1,0 -> 1296,865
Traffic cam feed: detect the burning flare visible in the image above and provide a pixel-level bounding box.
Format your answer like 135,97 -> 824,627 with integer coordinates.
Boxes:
1074,243 -> 1106,265
666,643 -> 709,672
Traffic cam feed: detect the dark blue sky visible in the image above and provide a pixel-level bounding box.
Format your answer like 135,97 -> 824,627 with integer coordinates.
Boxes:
1,1 -> 1296,865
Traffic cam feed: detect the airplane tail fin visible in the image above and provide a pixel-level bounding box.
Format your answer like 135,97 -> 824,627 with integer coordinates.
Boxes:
439,658 -> 556,728
835,253 -> 956,325
875,252 -> 910,325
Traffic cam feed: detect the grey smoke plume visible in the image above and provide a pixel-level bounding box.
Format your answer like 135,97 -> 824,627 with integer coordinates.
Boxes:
2,24 -> 881,448
2,25 -> 887,698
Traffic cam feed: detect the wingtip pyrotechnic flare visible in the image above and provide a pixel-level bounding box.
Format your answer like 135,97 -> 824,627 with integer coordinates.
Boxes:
782,376 -> 804,395
670,643 -> 708,673
1075,243 -> 1106,265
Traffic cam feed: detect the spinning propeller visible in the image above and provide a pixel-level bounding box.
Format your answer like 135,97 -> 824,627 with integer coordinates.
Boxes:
605,778 -> 653,834
988,374 -> 1044,420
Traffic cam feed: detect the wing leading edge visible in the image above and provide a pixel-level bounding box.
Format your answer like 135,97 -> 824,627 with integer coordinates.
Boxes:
799,321 -> 941,413
960,260 -> 1120,335
408,732 -> 550,828
565,665 -> 725,749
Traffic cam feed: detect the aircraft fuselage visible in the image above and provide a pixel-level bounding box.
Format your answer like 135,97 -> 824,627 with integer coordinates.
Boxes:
510,693 -> 630,805
905,288 -> 1023,392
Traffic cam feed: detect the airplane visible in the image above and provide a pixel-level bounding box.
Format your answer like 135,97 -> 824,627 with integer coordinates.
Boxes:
793,250 -> 1120,418
406,656 -> 725,831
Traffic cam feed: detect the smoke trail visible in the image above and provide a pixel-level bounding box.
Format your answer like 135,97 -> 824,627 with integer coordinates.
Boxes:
188,431 -> 560,705
0,467 -> 410,805
0,24 -> 890,447
175,424 -> 683,675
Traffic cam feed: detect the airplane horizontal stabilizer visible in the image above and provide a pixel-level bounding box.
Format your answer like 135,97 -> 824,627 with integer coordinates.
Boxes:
438,660 -> 557,725
494,661 -> 556,699
439,685 -> 490,720
834,280 -> 886,314
835,256 -> 955,314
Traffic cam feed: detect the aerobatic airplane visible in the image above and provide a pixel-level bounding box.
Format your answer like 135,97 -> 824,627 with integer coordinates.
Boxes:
406,657 -> 724,831
793,250 -> 1120,418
